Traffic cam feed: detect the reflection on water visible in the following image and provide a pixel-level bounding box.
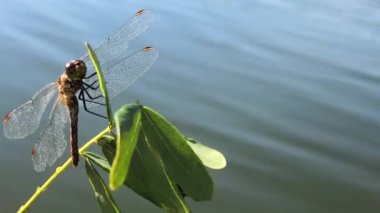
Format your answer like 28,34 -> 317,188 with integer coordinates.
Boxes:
0,0 -> 380,212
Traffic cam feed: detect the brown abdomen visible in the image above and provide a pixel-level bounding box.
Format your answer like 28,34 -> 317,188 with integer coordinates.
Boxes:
68,96 -> 79,166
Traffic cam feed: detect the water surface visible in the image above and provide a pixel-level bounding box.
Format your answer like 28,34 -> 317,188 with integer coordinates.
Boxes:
1,0 -> 380,212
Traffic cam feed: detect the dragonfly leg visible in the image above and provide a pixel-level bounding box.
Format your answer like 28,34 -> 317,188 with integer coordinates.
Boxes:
79,88 -> 106,105
78,94 -> 105,105
82,81 -> 99,90
84,72 -> 97,79
81,85 -> 104,101
78,90 -> 107,119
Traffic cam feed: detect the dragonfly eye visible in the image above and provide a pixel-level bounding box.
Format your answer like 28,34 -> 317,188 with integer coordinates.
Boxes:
73,60 -> 87,79
65,62 -> 74,70
65,60 -> 86,80
65,61 -> 76,75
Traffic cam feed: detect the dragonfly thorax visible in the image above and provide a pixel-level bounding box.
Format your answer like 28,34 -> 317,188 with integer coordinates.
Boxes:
58,60 -> 87,101
65,60 -> 87,80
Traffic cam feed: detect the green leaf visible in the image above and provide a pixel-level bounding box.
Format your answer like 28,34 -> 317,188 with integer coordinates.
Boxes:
82,151 -> 111,172
85,42 -> 113,125
131,132 -> 191,212
186,138 -> 227,170
99,130 -> 190,212
110,104 -> 142,190
85,158 -> 120,213
141,106 -> 213,201
97,135 -> 117,167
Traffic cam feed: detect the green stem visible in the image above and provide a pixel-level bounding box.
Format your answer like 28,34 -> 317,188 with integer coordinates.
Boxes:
85,42 -> 114,127
17,128 -> 110,213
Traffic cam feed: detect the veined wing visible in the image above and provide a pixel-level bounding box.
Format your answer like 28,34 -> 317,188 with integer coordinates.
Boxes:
81,46 -> 159,108
80,9 -> 154,68
32,97 -> 69,172
3,82 -> 58,139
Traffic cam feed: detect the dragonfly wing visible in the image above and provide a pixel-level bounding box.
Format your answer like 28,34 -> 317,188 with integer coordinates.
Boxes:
105,47 -> 159,99
81,47 -> 159,109
3,82 -> 58,139
32,98 -> 69,172
80,9 -> 154,67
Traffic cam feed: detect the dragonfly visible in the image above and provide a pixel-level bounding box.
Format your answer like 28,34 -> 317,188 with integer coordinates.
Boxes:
3,9 -> 159,172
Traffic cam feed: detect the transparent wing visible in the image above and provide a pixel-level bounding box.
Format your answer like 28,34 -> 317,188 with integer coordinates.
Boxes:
80,9 -> 154,67
3,82 -> 58,139
80,47 -> 159,108
32,98 -> 69,172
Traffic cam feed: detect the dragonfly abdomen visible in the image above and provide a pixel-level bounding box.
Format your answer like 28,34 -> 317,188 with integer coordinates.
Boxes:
58,71 -> 83,167
67,96 -> 79,167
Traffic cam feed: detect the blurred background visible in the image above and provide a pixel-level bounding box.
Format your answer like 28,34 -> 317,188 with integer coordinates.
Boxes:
1,0 -> 380,212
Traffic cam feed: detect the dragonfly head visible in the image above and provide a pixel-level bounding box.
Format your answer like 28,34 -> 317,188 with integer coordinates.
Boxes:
65,60 -> 87,80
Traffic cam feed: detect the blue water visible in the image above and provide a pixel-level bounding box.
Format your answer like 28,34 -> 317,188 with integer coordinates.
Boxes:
1,0 -> 380,212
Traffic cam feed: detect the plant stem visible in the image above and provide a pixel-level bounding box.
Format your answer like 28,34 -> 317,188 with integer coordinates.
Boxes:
85,42 -> 114,127
18,127 -> 110,213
